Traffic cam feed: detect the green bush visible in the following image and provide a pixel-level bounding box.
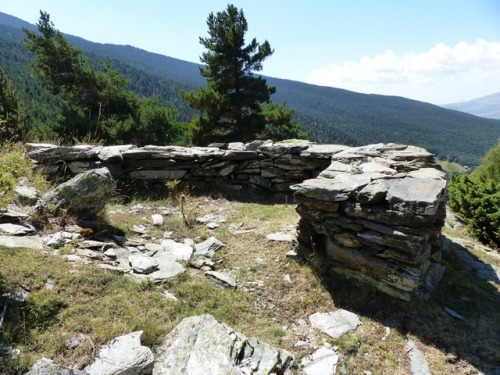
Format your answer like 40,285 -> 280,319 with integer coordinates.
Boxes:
448,140 -> 500,247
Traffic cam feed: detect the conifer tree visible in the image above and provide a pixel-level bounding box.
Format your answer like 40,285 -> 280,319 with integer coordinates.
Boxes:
182,4 -> 306,144
24,11 -> 182,145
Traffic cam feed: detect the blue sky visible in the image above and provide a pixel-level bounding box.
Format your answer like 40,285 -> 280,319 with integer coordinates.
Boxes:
2,0 -> 500,104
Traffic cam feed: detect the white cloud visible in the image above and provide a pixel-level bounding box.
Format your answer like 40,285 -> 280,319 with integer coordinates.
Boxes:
308,40 -> 500,104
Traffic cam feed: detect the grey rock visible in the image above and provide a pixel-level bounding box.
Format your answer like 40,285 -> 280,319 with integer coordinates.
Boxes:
194,236 -> 226,258
300,144 -> 349,159
0,209 -> 29,223
84,331 -> 154,375
386,177 -> 447,216
443,307 -> 466,321
0,235 -> 43,249
189,256 -> 215,269
80,240 -> 107,249
222,150 -> 258,160
76,249 -> 102,259
227,142 -> 245,150
404,338 -> 431,375
160,239 -> 193,261
0,223 -> 36,235
334,232 -> 362,248
219,164 -> 238,176
128,254 -> 158,274
28,145 -> 100,163
417,262 -> 445,301
206,222 -> 220,230
245,140 -> 272,151
44,231 -> 80,247
133,261 -> 185,283
42,167 -> 115,217
407,168 -> 446,180
98,145 -> 136,162
292,174 -> 370,201
151,214 -> 164,226
301,346 -> 339,375
265,232 -> 295,242
356,161 -> 397,175
309,309 -> 361,339
259,142 -> 310,156
162,291 -> 178,301
153,314 -> 294,375
357,180 -> 389,204
25,357 -> 84,375
104,248 -> 117,258
131,224 -> 148,234
14,186 -> 39,205
205,271 -> 237,289
67,160 -> 103,174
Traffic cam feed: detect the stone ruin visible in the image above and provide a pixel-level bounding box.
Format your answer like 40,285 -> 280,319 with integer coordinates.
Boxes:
26,141 -> 447,300
292,143 -> 447,300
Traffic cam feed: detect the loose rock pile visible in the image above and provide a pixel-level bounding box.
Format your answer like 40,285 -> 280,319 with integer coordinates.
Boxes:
25,141 -> 347,193
292,143 -> 448,300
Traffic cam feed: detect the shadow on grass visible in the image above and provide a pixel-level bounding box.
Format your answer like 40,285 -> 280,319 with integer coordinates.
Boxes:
309,237 -> 500,374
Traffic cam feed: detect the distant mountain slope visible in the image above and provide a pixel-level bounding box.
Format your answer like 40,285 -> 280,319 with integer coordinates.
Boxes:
443,92 -> 500,120
1,11 -> 499,166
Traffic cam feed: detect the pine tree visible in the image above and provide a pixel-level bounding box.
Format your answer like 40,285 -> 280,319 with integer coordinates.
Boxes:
182,4 -> 306,144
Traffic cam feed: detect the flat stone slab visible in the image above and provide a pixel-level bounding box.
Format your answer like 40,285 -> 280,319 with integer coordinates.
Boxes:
300,144 -> 350,159
0,235 -> 43,249
194,237 -> 226,258
266,232 -> 295,242
301,346 -> 339,375
205,271 -> 237,289
309,309 -> 361,339
294,173 -> 372,201
404,338 -> 431,375
386,177 -> 447,215
0,223 -> 36,235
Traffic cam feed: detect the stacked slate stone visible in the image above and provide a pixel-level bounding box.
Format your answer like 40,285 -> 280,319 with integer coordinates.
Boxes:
292,143 -> 447,300
26,141 -> 348,193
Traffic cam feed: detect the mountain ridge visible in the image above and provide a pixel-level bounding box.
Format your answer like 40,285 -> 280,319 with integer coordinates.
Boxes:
443,92 -> 500,120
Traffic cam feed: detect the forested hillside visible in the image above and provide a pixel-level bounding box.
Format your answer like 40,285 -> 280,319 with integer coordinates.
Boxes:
1,11 -> 499,165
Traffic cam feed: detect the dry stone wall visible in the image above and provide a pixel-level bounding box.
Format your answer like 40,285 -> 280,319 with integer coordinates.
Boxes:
26,141 -> 346,193
26,141 -> 447,300
292,143 -> 447,300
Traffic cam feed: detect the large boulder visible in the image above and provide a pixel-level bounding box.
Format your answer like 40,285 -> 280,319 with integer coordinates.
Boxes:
153,314 -> 294,375
41,167 -> 115,217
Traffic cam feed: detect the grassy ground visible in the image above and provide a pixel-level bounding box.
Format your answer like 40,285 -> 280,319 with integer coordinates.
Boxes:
1,187 -> 499,374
